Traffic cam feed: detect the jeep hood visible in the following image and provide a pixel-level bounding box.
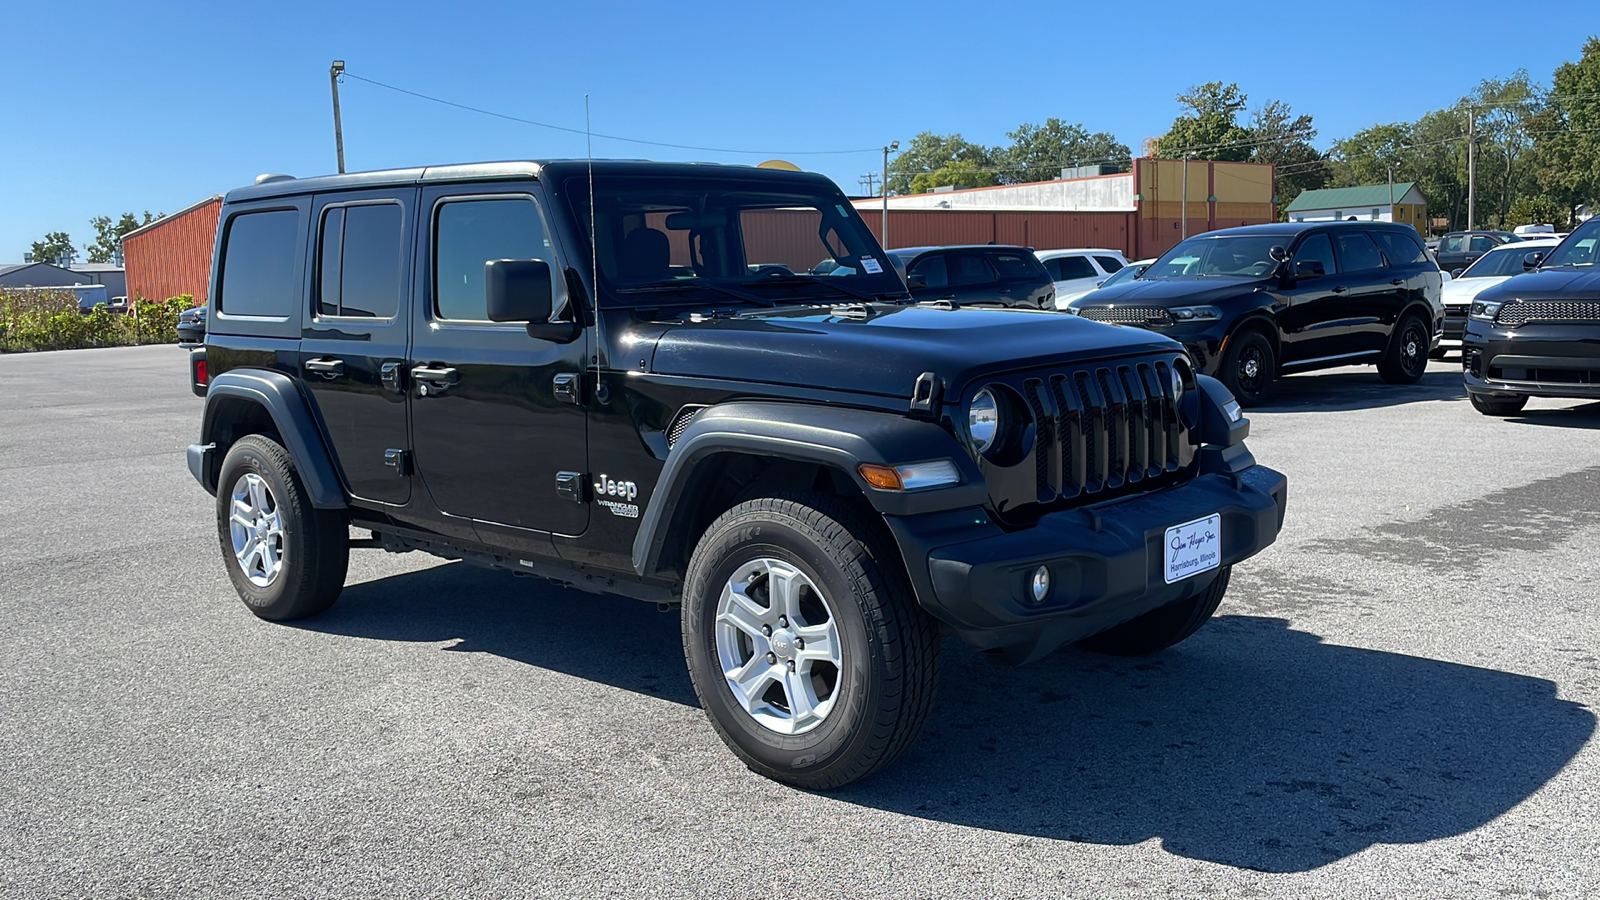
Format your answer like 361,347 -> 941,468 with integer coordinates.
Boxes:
1074,278 -> 1266,308
645,304 -> 1179,398
1478,267 -> 1600,303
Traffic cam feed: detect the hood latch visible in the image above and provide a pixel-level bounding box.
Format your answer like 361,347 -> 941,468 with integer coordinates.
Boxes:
908,371 -> 944,419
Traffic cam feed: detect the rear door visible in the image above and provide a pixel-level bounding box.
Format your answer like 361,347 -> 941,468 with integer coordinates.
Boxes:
1044,253 -> 1101,299
407,184 -> 590,540
299,188 -> 414,506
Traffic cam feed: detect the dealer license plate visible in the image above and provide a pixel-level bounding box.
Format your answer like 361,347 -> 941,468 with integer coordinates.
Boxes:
1164,513 -> 1222,584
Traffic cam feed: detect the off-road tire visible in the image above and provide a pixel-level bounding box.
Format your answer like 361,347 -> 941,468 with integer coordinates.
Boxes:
1379,313 -> 1431,384
681,492 -> 940,789
216,435 -> 348,621
1221,330 -> 1276,407
1470,393 -> 1529,417
1076,566 -> 1231,657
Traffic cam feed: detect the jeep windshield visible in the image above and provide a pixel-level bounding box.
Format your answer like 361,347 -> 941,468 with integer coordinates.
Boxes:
1143,235 -> 1283,280
568,175 -> 907,306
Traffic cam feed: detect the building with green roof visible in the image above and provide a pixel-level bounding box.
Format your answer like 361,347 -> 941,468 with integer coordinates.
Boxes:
1283,183 -> 1428,236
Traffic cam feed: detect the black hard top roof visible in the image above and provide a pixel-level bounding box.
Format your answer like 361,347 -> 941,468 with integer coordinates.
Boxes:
224,159 -> 839,204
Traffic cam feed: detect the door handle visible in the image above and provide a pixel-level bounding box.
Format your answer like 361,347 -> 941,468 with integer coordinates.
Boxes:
1390,278 -> 1404,286
304,358 -> 345,378
410,365 -> 459,397
1331,286 -> 1347,294
997,288 -> 1013,294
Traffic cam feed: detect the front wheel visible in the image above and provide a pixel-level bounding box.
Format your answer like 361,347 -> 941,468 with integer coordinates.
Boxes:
681,493 -> 940,789
1379,314 -> 1430,384
1470,393 -> 1529,417
1221,331 -> 1276,407
1076,566 -> 1230,656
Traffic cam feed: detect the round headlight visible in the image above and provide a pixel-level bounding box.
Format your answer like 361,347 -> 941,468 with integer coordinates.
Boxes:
969,388 -> 1001,453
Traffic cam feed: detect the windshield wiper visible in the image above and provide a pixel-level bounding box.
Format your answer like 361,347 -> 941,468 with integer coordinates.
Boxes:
742,274 -> 903,304
617,280 -> 775,306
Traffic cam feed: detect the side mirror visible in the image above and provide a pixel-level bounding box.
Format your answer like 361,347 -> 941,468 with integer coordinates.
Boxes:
1523,251 -> 1545,272
906,274 -> 928,290
1133,264 -> 1149,278
486,259 -> 578,342
1268,245 -> 1288,262
1294,260 -> 1325,279
1451,268 -> 1465,279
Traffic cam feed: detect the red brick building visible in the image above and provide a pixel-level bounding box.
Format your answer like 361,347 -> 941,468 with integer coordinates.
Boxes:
122,195 -> 222,303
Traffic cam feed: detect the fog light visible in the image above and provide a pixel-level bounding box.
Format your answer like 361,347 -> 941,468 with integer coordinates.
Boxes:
1030,566 -> 1051,603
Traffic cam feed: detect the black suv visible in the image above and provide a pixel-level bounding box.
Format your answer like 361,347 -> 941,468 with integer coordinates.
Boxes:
185,161 -> 1286,788
1462,216 -> 1600,416
886,245 -> 1055,309
1068,222 -> 1443,405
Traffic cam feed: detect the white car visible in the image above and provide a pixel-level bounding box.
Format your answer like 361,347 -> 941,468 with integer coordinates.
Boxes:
1436,237 -> 1561,355
1035,248 -> 1129,309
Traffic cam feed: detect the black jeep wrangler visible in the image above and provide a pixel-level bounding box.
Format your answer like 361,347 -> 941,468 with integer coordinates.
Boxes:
186,161 -> 1287,788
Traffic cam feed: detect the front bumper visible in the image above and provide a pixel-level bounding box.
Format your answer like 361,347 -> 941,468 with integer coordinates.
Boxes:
886,461 -> 1287,663
1462,319 -> 1600,399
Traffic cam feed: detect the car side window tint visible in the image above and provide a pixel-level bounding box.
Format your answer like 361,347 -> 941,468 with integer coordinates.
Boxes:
218,209 -> 299,317
1094,255 -> 1125,273
1372,230 -> 1427,265
907,254 -> 948,287
434,197 -> 557,321
991,252 -> 1043,279
1441,235 -> 1465,253
1469,235 -> 1497,252
950,252 -> 998,286
1294,234 -> 1337,274
317,203 -> 403,318
1335,232 -> 1386,272
1050,255 -> 1097,280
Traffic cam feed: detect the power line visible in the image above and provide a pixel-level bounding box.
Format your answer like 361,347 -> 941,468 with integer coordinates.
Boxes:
342,71 -> 881,156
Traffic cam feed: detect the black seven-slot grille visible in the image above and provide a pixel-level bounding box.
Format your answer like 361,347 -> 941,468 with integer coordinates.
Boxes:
1076,306 -> 1173,326
1495,300 -> 1600,326
984,354 -> 1197,516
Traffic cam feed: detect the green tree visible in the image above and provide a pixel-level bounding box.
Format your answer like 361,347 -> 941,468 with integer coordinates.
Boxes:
1246,100 -> 1328,215
1533,36 -> 1600,224
995,119 -> 1131,184
908,161 -> 999,193
1159,82 -> 1253,160
29,232 -> 76,267
888,132 -> 997,195
86,211 -> 161,264
1466,71 -> 1544,227
1329,122 -> 1413,187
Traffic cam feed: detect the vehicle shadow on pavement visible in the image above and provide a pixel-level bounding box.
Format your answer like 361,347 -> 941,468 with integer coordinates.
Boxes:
1251,369 -> 1465,413
840,614 -> 1594,874
297,560 -> 700,706
1507,401 -> 1600,429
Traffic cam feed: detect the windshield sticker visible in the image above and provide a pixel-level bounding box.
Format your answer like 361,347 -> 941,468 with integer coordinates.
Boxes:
836,204 -> 849,218
860,257 -> 883,274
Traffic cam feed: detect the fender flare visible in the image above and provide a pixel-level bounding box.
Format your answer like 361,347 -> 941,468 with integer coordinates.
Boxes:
631,401 -> 988,576
198,369 -> 347,509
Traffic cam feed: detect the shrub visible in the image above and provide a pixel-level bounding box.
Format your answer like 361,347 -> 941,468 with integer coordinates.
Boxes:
0,289 -> 200,352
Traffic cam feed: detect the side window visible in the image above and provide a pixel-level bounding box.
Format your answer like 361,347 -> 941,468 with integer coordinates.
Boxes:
950,252 -> 998,286
434,197 -> 558,321
1294,233 -> 1338,274
1441,235 -> 1465,253
317,203 -> 403,318
1049,255 -> 1097,280
907,254 -> 948,287
218,209 -> 299,317
990,252 -> 1045,280
1373,230 -> 1427,265
1469,235 -> 1497,253
1094,255 -> 1125,273
1335,232 -> 1386,272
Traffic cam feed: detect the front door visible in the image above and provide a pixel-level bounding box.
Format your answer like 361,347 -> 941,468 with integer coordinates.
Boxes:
407,184 -> 590,538
1276,232 -> 1352,364
299,188 -> 415,506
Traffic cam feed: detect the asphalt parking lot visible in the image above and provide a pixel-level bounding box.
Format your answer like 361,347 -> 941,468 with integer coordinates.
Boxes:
2,344 -> 1598,898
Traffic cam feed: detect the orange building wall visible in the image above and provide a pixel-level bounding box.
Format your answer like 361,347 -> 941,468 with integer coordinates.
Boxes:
123,197 -> 222,303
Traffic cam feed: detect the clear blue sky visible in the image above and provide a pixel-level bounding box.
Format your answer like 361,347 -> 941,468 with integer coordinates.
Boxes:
2,0 -> 1594,262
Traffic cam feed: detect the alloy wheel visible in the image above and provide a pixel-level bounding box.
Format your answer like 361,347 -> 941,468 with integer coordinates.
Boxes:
229,473 -> 285,588
715,558 -> 843,735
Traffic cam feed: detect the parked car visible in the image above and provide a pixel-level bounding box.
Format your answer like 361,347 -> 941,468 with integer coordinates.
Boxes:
1463,216 -> 1600,415
1067,221 -> 1443,405
177,305 -> 207,347
1034,248 -> 1129,309
1435,231 -> 1522,274
1436,238 -> 1562,357
1065,257 -> 1155,306
885,245 -> 1054,308
184,160 -> 1286,789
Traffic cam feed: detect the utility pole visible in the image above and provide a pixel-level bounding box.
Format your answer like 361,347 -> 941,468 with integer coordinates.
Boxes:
330,60 -> 347,174
858,173 -> 880,196
1466,105 -> 1476,231
882,141 -> 899,249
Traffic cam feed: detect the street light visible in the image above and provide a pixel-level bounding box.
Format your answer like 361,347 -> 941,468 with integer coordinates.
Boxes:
882,140 -> 899,249
330,60 -> 347,174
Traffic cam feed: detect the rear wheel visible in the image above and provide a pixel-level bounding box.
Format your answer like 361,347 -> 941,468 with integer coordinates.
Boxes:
215,435 -> 348,621
1470,393 -> 1529,417
1221,331 -> 1275,407
681,493 -> 940,789
1379,314 -> 1430,384
1076,566 -> 1230,657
